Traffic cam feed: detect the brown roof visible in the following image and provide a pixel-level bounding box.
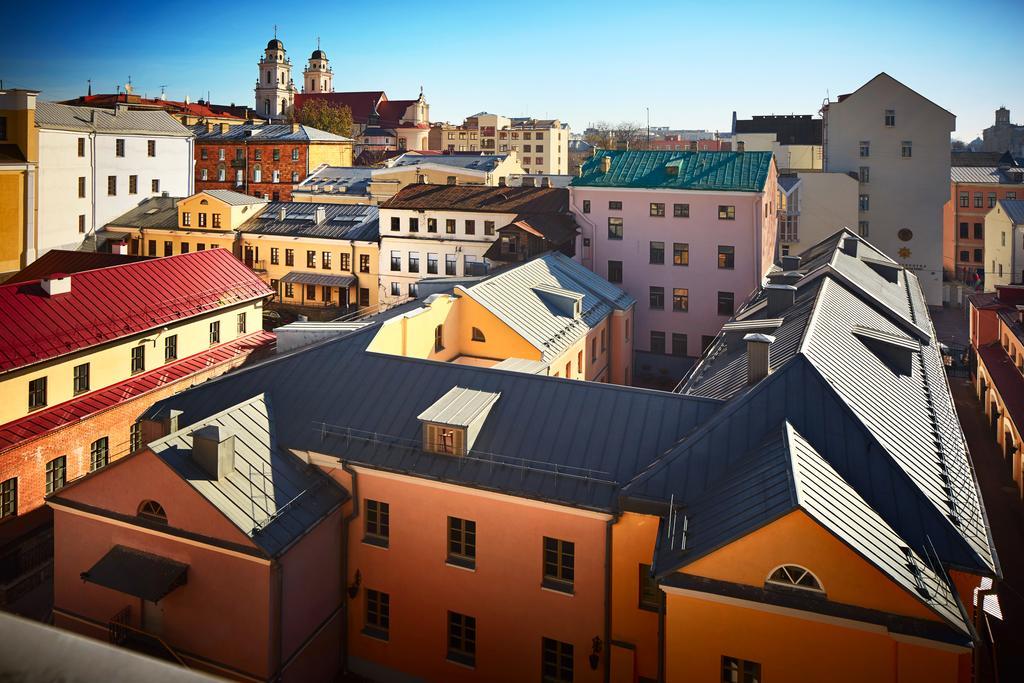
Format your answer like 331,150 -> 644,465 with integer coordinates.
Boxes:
381,184 -> 569,214
503,214 -> 578,244
979,343 -> 1024,432
6,250 -> 152,284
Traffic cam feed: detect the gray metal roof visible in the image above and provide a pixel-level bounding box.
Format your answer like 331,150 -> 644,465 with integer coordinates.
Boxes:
190,123 -> 352,143
280,271 -> 356,288
490,358 -> 549,375
203,189 -> 267,206
148,393 -> 347,557
35,102 -> 193,137
384,153 -> 509,172
418,386 -> 501,426
294,166 -> 373,197
459,252 -> 636,362
1000,199 -> 1024,225
104,196 -> 181,229
240,202 -> 379,242
950,166 -> 1024,184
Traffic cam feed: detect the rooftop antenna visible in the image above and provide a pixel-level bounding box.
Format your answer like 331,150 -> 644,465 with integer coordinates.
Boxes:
87,79 -> 92,96
160,84 -> 166,98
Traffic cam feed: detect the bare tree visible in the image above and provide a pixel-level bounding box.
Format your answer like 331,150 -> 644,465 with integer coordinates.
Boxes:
583,120 -> 647,150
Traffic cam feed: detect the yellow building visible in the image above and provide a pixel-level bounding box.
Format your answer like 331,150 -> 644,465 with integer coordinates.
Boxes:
367,251 -> 635,384
238,202 -> 380,313
0,88 -> 39,277
429,113 -> 570,175
292,152 -> 525,205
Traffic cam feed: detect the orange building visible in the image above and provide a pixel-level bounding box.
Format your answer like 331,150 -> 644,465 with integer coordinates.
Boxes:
50,230 -> 998,682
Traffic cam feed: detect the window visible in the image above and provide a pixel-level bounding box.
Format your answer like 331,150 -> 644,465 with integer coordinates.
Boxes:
959,192 -> 969,208
901,140 -> 912,158
129,421 -> 141,452
859,140 -> 870,157
364,589 -> 390,640
165,335 -> 177,361
447,612 -> 476,667
253,165 -> 262,183
465,220 -> 476,235
582,200 -> 591,214
718,291 -> 735,316
147,139 -> 156,157
649,286 -> 664,309
859,194 -> 870,211
673,288 -> 689,312
608,217 -> 623,240
45,456 -> 66,495
543,537 -> 574,592
446,219 -> 456,234
766,564 -> 824,592
650,331 -> 666,354
212,213 -> 221,228
884,109 -> 895,127
671,333 -> 688,357
163,241 -> 172,257
448,517 -> 476,568
670,242 -> 690,267
365,499 -> 390,546
107,175 -> 117,196
269,247 -> 280,266
959,222 -> 969,239
77,137 -> 85,157
608,201 -> 622,210
409,252 -> 420,273
673,203 -> 689,218
975,192 -> 983,208
591,338 -> 597,362
78,176 -> 86,198
236,312 -> 247,335
306,284 -> 316,301
607,260 -> 623,284
542,638 -> 573,683
209,321 -> 220,345
182,211 -> 192,227
306,250 -> 316,268
390,282 -> 400,297
718,205 -> 735,220
959,250 -> 970,263
484,220 -> 495,236
649,241 -> 665,265
321,251 -> 332,270
601,328 -> 607,352
445,254 -> 457,276
650,202 -> 665,217
201,168 -> 209,181
138,500 -> 167,524
28,377 -> 46,410
129,175 -> 138,194
115,138 -> 125,157
434,325 -> 445,352
90,437 -> 109,471
218,148 -> 225,161
858,221 -> 869,237
639,563 -> 660,610
974,248 -> 983,262
989,192 -> 998,208
722,656 -> 761,683
471,327 -> 485,342
718,245 -> 735,269
130,345 -> 145,374
73,363 -> 90,394
360,254 -> 370,273
425,252 -> 439,275
284,282 -> 294,298
975,223 -> 984,240
0,478 -> 15,518
148,240 -> 157,256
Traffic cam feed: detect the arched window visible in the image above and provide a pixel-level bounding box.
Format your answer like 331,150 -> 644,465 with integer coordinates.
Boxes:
434,325 -> 444,353
217,164 -> 225,182
264,99 -> 271,115
281,98 -> 287,114
471,327 -> 486,342
766,565 -> 824,593
199,199 -> 209,205
138,500 -> 167,525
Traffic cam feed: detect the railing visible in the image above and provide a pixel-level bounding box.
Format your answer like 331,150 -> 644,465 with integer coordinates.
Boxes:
245,259 -> 267,272
109,610 -> 187,668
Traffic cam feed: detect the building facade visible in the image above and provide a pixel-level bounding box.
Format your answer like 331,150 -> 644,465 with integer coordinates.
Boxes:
191,122 -> 353,202
61,92 -> 247,127
296,90 -> 431,154
822,72 -> 955,304
982,200 -> 1024,289
0,88 -> 38,275
982,107 -> 1024,159
34,102 -> 194,258
429,113 -> 570,175
569,150 -> 778,372
254,37 -> 298,121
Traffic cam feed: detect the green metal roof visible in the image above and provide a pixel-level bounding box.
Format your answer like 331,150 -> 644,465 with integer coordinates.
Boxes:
570,150 -> 773,192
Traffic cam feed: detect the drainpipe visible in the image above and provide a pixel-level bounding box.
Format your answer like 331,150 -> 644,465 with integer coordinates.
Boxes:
270,558 -> 284,681
975,581 -> 998,681
341,461 -> 360,675
603,515 -> 616,683
90,132 -> 97,244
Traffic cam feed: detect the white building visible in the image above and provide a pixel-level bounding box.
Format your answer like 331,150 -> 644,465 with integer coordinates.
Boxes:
823,73 -> 955,304
255,37 -> 298,121
34,102 -> 194,257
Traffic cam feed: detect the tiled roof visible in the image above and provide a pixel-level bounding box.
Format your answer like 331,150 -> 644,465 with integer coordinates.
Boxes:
0,249 -> 272,374
35,102 -> 192,137
240,202 -> 379,241
190,123 -> 351,143
294,92 -> 420,128
734,114 -> 822,145
104,196 -> 180,229
951,151 -> 1017,167
999,199 -> 1024,225
0,331 -> 273,451
5,251 -> 151,285
571,150 -> 773,192
381,184 -> 568,213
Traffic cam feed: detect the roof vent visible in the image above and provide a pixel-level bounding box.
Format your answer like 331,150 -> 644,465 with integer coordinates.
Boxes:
723,318 -> 783,348
853,325 -> 916,376
532,284 -> 583,319
206,123 -> 214,133
191,425 -> 235,480
600,155 -> 611,174
41,273 -> 71,296
314,206 -> 326,224
842,235 -> 859,257
291,122 -> 300,134
744,333 -> 775,384
781,255 -> 802,270
736,141 -> 745,153
1016,304 -> 1024,326
418,387 -> 501,457
765,284 -> 797,317
278,207 -> 287,221
862,257 -> 900,283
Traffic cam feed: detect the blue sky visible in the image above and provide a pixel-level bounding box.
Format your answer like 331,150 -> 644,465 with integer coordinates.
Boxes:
4,0 -> 1021,140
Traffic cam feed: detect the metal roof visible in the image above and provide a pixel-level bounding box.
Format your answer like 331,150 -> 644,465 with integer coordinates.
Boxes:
381,185 -> 569,214
418,386 -> 501,427
490,358 -> 549,375
4,250 -> 152,284
280,271 -> 356,288
734,114 -> 822,145
35,102 -> 193,137
148,393 -> 347,557
571,150 -> 773,192
82,545 -> 188,602
385,153 -> 509,172
0,249 -> 272,374
203,189 -> 268,206
191,122 -> 351,142
950,166 -> 1024,184
240,202 -> 379,242
294,166 -> 373,196
999,199 -> 1024,225
104,195 -> 181,229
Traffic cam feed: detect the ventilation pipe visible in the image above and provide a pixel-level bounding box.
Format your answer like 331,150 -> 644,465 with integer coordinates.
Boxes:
191,425 -> 235,480
600,156 -> 611,174
765,284 -> 797,317
278,207 -> 287,220
314,206 -> 327,224
842,235 -> 859,257
745,333 -> 775,384
767,271 -> 802,286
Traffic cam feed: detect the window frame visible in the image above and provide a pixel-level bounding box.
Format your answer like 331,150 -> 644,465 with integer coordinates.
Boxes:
363,589 -> 390,640
446,611 -> 477,668
542,536 -> 575,593
447,516 -> 477,569
364,499 -> 390,547
45,456 -> 67,495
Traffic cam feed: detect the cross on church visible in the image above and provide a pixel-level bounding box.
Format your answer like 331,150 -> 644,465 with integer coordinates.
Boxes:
273,24 -> 278,38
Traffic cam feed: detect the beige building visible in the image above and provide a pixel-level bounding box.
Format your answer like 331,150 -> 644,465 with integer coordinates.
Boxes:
777,172 -> 859,256
430,113 -> 570,175
822,73 -> 955,304
983,200 -> 1024,289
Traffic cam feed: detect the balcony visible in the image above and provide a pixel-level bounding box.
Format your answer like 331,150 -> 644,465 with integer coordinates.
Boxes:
245,259 -> 267,273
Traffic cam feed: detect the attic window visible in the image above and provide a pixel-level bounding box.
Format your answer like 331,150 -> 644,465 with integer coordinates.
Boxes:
471,327 -> 486,342
853,325 -> 917,376
767,565 -> 824,593
417,387 -> 501,458
199,199 -> 209,205
137,500 -> 167,525
425,424 -> 465,456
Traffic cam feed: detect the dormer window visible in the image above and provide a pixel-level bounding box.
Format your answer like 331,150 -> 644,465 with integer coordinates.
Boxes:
138,500 -> 168,525
418,387 -> 500,458
767,565 -> 823,593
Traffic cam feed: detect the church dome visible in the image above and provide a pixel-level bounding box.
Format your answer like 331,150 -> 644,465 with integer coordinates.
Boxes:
267,38 -> 284,50
311,49 -> 327,60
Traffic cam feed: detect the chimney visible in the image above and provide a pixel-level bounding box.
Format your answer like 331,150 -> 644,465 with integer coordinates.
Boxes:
842,235 -> 859,257
206,123 -> 214,133
191,425 -> 235,480
40,273 -> 71,296
111,241 -> 128,255
745,333 -> 775,384
600,155 -> 611,174
220,122 -> 230,134
278,207 -> 287,220
314,206 -> 326,224
115,103 -> 129,115
767,270 -> 802,286
781,255 -> 802,270
765,284 -> 796,317
736,140 -> 745,153
291,122 -> 300,133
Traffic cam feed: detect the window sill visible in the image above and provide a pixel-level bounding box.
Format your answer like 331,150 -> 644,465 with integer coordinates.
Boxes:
638,602 -> 659,613
446,653 -> 476,669
361,626 -> 389,642
446,556 -> 476,571
541,580 -> 574,596
363,536 -> 389,549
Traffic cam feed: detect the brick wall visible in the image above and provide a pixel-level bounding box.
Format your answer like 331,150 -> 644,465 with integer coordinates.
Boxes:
194,142 -> 308,201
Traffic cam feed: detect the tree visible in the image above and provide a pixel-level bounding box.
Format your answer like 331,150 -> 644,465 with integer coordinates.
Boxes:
583,120 -> 647,150
293,99 -> 354,137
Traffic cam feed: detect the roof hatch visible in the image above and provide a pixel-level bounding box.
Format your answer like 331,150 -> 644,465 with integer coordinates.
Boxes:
418,387 -> 500,457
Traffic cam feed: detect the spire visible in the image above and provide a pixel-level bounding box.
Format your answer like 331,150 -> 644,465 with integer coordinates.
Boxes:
317,35 -> 320,50
274,24 -> 278,39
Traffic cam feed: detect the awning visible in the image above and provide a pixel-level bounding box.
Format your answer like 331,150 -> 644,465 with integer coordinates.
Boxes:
81,545 -> 188,602
280,271 -> 356,288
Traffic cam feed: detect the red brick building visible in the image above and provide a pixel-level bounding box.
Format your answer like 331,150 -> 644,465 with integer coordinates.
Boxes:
192,122 -> 353,202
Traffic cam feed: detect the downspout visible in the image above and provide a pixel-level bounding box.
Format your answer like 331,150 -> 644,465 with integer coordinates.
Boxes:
341,461 -> 361,675
657,588 -> 666,683
90,131 -> 97,245
271,558 -> 284,681
974,582 -> 998,682
603,514 -> 616,683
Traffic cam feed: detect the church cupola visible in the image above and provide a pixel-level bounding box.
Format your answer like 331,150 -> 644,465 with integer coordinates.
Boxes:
254,29 -> 296,121
302,38 -> 333,94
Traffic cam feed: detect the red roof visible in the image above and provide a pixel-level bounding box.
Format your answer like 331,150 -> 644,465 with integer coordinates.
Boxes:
62,94 -> 245,121
5,250 -> 151,285
0,330 -> 274,451
295,91 -> 420,128
0,249 -> 272,374
978,343 -> 1024,433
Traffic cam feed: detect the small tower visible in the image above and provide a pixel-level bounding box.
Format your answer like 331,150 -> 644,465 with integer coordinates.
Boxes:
303,38 -> 333,94
254,31 -> 297,121
996,107 -> 1011,126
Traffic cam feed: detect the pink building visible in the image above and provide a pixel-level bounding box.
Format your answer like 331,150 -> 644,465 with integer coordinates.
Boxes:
569,150 -> 778,378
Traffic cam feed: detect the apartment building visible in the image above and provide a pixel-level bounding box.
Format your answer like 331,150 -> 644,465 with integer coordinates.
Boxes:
61,92 -> 247,126
34,102 -> 194,257
367,252 -> 633,384
982,200 -> 1024,289
822,72 -> 955,304
191,122 -> 353,202
429,113 -> 570,175
944,153 -> 1024,283
569,149 -> 778,374
378,184 -> 572,305
0,88 -> 38,276
51,230 -> 995,683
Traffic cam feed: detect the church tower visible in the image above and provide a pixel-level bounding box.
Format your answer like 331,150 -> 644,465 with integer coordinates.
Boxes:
254,32 -> 297,121
302,38 -> 333,94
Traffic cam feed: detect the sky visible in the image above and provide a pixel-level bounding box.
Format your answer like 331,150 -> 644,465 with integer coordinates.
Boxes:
3,0 -> 1022,141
